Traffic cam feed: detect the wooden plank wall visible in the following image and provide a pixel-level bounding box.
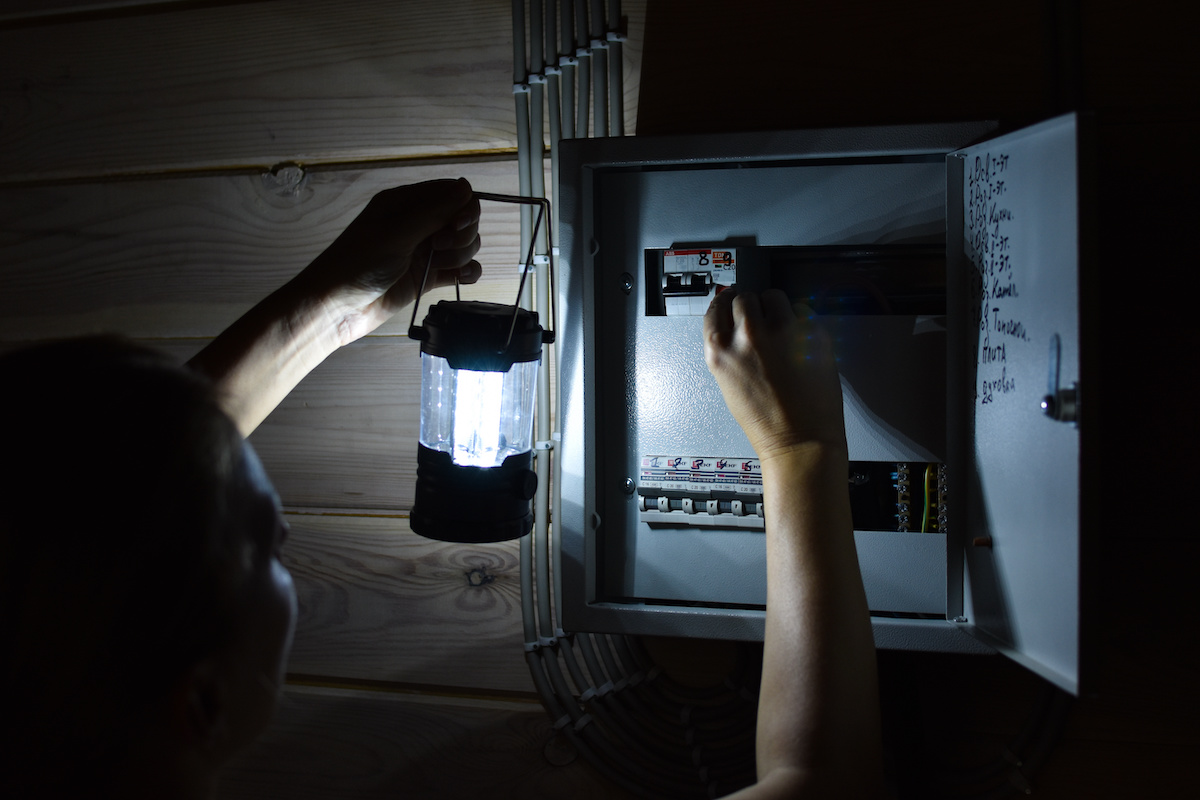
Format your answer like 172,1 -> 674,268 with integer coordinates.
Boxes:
0,2 -> 644,797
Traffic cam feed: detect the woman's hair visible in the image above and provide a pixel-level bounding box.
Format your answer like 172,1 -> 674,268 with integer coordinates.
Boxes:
0,336 -> 256,794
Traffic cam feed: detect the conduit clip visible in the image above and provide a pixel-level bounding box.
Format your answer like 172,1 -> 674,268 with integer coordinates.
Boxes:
528,73 -> 547,85
512,83 -> 531,95
535,440 -> 554,451
606,31 -> 627,43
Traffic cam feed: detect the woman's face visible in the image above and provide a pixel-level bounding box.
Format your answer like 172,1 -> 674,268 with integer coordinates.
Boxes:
216,442 -> 298,756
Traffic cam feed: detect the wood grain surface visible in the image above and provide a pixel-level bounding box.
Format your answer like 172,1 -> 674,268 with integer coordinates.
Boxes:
0,0 -> 207,23
0,0 -> 645,182
280,513 -> 535,694
0,160 -> 542,342
216,685 -> 632,800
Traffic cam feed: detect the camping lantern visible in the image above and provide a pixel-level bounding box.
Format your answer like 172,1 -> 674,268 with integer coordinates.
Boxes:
408,193 -> 554,543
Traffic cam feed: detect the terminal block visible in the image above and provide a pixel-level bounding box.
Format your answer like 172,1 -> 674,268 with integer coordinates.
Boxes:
637,455 -> 765,529
640,456 -> 946,533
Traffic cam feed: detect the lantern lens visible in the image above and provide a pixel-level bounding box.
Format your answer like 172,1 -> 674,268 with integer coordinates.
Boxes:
419,353 -> 538,468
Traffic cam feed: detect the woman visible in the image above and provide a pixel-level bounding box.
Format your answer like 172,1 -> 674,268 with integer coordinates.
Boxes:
1,177 -> 884,798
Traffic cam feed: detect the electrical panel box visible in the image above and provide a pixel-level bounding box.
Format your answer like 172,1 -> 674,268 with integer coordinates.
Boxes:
557,115 -> 1093,694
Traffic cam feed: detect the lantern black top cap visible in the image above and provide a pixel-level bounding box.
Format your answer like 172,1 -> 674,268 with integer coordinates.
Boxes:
413,300 -> 543,372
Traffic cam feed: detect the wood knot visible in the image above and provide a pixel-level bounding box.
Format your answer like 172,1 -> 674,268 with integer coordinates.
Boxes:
465,567 -> 495,587
261,162 -> 308,196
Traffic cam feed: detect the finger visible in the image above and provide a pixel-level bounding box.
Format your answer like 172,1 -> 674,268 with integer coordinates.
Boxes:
369,178 -> 474,249
426,233 -> 482,271
452,194 -> 480,231
703,286 -> 737,350
430,223 -> 480,252
423,259 -> 482,291
455,259 -> 482,285
730,290 -> 763,340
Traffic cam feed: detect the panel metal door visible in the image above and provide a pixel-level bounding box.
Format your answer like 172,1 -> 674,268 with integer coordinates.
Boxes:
947,113 -> 1094,694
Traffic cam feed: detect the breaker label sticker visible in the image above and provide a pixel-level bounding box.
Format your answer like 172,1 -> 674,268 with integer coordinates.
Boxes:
663,249 -> 737,316
640,455 -> 761,494
663,248 -> 736,275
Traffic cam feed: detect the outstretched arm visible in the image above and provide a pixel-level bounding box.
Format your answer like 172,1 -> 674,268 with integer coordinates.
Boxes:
705,288 -> 884,799
188,178 -> 482,436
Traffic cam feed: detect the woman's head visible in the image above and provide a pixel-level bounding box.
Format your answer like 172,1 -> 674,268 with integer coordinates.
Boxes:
0,337 -> 295,796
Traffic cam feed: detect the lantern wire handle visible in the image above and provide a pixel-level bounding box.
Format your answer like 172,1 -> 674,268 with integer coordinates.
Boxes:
471,192 -> 557,351
406,191 -> 556,350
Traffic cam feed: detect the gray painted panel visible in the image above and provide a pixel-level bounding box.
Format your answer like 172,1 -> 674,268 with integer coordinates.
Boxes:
558,123 -> 998,645
617,528 -> 945,615
948,114 -> 1084,693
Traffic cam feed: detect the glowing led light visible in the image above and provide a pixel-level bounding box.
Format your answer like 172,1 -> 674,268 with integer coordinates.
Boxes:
452,369 -> 505,466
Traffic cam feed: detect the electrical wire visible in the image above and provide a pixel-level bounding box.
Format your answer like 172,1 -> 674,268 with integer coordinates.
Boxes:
922,464 -> 933,533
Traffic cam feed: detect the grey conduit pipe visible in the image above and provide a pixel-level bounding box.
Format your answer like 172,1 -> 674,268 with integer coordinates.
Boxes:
589,0 -> 608,136
529,0 -> 548,224
509,5 -> 759,797
559,0 -> 576,138
512,0 -> 532,248
574,0 -> 590,136
607,0 -> 624,135
545,0 -> 562,238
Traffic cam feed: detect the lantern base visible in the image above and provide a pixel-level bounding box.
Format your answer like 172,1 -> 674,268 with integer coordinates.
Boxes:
411,444 -> 538,543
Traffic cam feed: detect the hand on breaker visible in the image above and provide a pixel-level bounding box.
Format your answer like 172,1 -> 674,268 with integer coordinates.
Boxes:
703,287 -> 847,463
705,287 -> 886,800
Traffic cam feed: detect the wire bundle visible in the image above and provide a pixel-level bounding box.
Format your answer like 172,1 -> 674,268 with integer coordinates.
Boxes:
509,2 -> 760,796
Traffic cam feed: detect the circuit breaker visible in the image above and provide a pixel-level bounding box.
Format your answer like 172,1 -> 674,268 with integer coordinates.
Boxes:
556,116 -> 1092,694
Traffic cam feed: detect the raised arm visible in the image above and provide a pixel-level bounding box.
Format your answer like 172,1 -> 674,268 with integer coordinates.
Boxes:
188,178 -> 482,436
704,288 -> 884,799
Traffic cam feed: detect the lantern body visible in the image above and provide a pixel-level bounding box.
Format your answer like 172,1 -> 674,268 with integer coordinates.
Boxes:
419,354 -> 538,468
410,300 -> 545,543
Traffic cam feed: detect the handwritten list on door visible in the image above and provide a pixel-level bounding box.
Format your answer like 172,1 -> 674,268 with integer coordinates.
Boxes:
965,150 -> 1026,407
